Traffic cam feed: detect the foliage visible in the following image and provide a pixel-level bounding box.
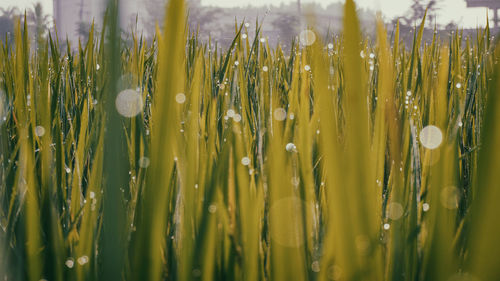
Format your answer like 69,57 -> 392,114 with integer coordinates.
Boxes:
0,0 -> 499,280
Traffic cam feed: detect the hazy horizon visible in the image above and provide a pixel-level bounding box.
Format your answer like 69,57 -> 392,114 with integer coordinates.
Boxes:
0,0 -> 492,28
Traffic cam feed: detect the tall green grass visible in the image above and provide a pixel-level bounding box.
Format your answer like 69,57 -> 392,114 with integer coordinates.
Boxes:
1,0 -> 499,280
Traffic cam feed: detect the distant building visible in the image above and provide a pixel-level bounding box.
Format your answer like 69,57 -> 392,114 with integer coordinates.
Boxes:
466,0 -> 500,27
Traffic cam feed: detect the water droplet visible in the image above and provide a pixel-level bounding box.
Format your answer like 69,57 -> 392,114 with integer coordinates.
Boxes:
244,22 -> 250,28
360,50 -> 366,58
260,38 -> 266,43
311,261 -> 320,272
192,268 -> 202,277
383,223 -> 390,230
96,64 -> 100,71
89,192 -> 95,199
304,65 -> 311,71
65,167 -> 71,173
369,53 -> 376,59
241,157 -> 251,166
387,202 -> 404,220
273,108 -> 287,121
115,89 -> 144,118
65,258 -> 74,268
234,61 -> 239,66
420,125 -> 443,150
77,256 -> 89,265
139,156 -> 150,168
262,66 -> 269,72
242,33 -> 248,39
299,30 -> 316,46
406,90 -> 412,96
422,203 -> 430,212
285,143 -> 296,152
328,43 -> 334,49
208,204 -> 217,213
328,265 -> 343,280
35,126 -> 46,137
233,114 -> 242,122
456,82 -> 462,89
175,93 -> 186,104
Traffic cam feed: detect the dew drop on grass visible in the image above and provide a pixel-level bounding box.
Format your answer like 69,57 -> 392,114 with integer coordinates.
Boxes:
175,93 -> 186,104
244,22 -> 250,28
139,156 -> 150,168
65,258 -> 74,268
233,114 -> 242,122
115,89 -> 144,118
311,261 -> 320,273
242,33 -> 248,39
328,265 -> 343,280
422,203 -> 430,212
304,65 -> 311,71
383,223 -> 390,230
192,268 -> 202,277
208,204 -> 217,213
273,108 -> 287,121
285,143 -> 296,152
77,256 -> 89,265
328,43 -> 334,49
369,53 -> 376,59
419,125 -> 443,149
234,61 -> 239,66
456,82 -> 462,89
299,30 -> 316,46
227,109 -> 235,118
35,126 -> 46,137
262,66 -> 269,72
241,157 -> 251,166
387,202 -> 404,220
260,38 -> 266,43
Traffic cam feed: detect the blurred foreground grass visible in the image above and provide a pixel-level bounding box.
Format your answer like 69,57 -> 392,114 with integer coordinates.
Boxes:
1,0 -> 500,280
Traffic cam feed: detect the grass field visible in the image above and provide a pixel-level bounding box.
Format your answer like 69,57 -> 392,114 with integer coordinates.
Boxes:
1,0 -> 500,280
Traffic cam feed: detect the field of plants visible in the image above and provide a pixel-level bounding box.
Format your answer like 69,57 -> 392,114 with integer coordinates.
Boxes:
1,0 -> 500,280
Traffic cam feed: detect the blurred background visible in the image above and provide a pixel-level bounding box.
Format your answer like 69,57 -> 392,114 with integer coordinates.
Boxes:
0,0 -> 498,48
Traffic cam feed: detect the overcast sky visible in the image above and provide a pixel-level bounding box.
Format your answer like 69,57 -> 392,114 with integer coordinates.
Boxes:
0,0 -> 491,28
